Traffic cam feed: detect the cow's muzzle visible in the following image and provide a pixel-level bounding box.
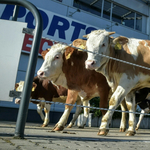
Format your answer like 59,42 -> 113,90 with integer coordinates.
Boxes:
85,60 -> 97,70
37,70 -> 45,78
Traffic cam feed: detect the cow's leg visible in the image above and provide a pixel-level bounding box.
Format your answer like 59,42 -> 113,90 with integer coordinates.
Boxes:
67,98 -> 82,128
42,104 -> 51,127
98,86 -> 128,136
135,109 -> 145,130
78,100 -> 90,128
37,104 -> 45,121
125,92 -> 136,136
15,98 -> 21,104
136,107 -> 150,130
53,90 -> 78,131
98,87 -> 110,116
97,86 -> 110,127
120,99 -> 127,132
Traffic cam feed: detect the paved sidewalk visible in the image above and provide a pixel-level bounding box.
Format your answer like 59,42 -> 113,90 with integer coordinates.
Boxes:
0,121 -> 150,150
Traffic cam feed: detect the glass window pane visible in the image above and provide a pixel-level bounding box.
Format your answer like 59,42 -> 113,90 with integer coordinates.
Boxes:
103,0 -> 111,20
56,0 -> 62,2
142,16 -> 147,33
123,12 -> 135,29
136,13 -> 142,31
112,4 -> 135,29
73,0 -> 102,17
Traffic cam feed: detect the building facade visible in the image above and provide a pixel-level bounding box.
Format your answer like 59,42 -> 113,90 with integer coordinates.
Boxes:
0,0 -> 150,122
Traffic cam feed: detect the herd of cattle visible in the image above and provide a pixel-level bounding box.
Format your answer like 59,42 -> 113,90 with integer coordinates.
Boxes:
15,29 -> 150,136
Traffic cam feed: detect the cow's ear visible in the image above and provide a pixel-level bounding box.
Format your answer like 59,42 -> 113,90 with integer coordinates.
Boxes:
109,36 -> 114,44
72,39 -> 86,51
32,82 -> 37,92
65,47 -> 74,60
113,36 -> 128,50
113,36 -> 128,45
78,44 -> 86,51
41,49 -> 50,60
15,83 -> 19,90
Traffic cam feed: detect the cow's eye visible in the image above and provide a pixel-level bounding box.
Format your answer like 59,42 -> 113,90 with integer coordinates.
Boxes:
102,43 -> 105,47
55,55 -> 59,59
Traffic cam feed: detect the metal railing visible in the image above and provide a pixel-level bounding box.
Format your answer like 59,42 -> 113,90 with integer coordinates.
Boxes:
0,0 -> 43,139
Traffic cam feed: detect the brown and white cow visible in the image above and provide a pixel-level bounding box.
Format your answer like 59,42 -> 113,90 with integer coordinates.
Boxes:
37,39 -> 112,131
136,102 -> 150,130
135,88 -> 150,130
15,76 -> 83,128
85,29 -> 150,136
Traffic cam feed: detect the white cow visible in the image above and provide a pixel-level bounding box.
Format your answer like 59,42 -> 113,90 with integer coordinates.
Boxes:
85,29 -> 150,136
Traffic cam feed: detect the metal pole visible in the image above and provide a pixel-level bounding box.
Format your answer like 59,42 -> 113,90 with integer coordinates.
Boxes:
12,5 -> 20,21
0,0 -> 43,138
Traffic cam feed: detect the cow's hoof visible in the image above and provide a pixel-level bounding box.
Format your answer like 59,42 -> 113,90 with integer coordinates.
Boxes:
119,128 -> 126,132
52,124 -> 64,131
41,124 -> 48,127
126,131 -> 136,136
54,126 -> 64,131
97,129 -> 109,136
135,127 -> 139,131
66,124 -> 73,128
78,126 -> 84,129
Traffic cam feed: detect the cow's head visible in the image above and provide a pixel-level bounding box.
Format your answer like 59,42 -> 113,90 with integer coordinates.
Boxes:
15,81 -> 24,92
15,81 -> 37,93
37,43 -> 67,82
15,80 -> 37,104
84,30 -> 115,70
15,81 -> 24,104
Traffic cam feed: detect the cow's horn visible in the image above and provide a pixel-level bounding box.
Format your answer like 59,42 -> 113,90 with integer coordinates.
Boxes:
109,32 -> 115,35
83,35 -> 88,38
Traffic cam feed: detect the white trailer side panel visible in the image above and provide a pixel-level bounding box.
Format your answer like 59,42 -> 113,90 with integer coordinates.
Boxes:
0,19 -> 27,101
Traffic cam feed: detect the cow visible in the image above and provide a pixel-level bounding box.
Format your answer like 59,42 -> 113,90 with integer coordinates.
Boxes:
15,76 -> 84,128
85,29 -> 150,136
135,88 -> 150,130
37,39 -> 112,131
15,79 -> 150,130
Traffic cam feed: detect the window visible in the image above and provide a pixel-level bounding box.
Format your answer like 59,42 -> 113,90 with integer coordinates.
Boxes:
103,0 -> 111,20
74,0 -> 146,32
136,13 -> 142,31
56,0 -> 63,2
74,0 -> 102,17
112,4 -> 135,29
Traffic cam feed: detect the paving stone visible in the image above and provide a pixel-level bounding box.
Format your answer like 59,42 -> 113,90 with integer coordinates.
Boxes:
1,121 -> 150,150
